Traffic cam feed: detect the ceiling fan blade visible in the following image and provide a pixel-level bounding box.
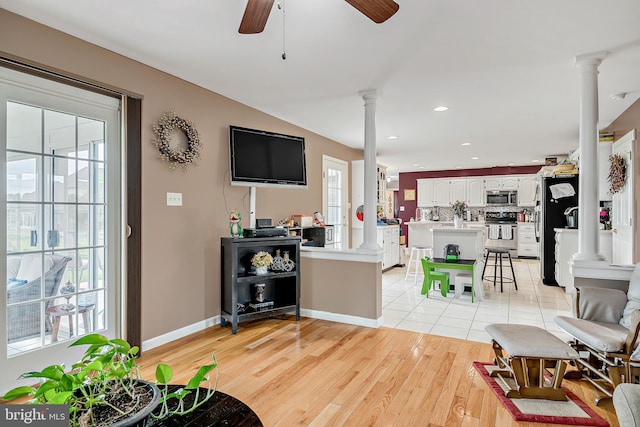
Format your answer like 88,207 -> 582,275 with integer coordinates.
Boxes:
345,0 -> 399,24
239,0 -> 275,34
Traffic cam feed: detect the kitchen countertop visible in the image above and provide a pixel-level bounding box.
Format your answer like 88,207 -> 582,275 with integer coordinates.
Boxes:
554,228 -> 612,233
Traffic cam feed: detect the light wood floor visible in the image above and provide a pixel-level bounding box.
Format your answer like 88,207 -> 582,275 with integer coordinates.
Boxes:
137,316 -> 619,427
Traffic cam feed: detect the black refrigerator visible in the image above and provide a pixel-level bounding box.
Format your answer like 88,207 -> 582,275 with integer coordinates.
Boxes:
537,175 -> 579,285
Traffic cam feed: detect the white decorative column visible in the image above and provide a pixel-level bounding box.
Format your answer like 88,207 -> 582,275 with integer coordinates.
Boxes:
359,89 -> 382,252
572,52 -> 607,264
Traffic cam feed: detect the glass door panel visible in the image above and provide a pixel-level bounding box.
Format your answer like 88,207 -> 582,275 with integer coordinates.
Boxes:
2,67 -> 120,390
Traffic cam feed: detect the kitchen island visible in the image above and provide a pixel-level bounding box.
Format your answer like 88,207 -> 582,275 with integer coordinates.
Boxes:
407,220 -> 485,250
432,227 -> 485,260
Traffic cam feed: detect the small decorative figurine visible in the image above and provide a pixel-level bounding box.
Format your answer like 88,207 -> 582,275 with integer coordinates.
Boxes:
313,211 -> 325,226
229,209 -> 243,238
254,283 -> 266,303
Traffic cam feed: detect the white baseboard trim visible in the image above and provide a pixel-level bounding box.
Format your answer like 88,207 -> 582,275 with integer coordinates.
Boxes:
142,315 -> 220,352
143,310 -> 383,352
300,309 -> 383,329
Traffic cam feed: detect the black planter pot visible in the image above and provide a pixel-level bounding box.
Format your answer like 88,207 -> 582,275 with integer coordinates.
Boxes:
107,380 -> 161,427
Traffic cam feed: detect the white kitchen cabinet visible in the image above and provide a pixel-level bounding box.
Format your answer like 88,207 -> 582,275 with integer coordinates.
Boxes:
502,176 -> 519,190
377,225 -> 400,270
466,178 -> 485,207
484,177 -> 502,191
434,179 -> 450,206
517,175 -> 537,207
554,228 -> 612,292
449,179 -> 466,205
517,222 -> 538,257
485,175 -> 518,191
417,178 -> 435,207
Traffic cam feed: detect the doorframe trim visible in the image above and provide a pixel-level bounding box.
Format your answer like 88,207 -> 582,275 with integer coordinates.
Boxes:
125,97 -> 142,351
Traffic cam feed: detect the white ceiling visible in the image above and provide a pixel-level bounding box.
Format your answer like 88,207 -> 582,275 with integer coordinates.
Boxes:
3,1 -> 640,177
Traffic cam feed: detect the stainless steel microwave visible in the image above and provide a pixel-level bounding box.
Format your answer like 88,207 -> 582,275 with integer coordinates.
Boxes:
486,190 -> 517,206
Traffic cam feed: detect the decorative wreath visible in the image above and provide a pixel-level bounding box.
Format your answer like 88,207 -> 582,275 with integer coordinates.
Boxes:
607,153 -> 626,194
152,110 -> 201,168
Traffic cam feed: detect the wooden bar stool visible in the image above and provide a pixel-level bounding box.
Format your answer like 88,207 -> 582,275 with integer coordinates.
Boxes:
482,247 -> 517,292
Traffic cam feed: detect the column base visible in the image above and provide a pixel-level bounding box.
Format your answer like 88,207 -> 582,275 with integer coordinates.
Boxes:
571,253 -> 606,262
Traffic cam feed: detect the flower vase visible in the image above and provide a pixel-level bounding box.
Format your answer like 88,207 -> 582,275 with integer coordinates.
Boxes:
255,266 -> 268,275
454,216 -> 463,229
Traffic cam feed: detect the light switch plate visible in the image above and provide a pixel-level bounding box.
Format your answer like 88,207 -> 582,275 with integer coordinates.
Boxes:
167,192 -> 182,206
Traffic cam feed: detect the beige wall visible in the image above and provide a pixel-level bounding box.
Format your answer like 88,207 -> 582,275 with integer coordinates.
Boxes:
0,10 -> 363,340
300,258 -> 382,319
603,97 -> 640,263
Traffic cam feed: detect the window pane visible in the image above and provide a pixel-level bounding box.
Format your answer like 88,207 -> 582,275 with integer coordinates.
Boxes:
7,102 -> 42,153
44,110 -> 75,156
78,117 -> 105,161
7,152 -> 41,202
7,203 -> 40,253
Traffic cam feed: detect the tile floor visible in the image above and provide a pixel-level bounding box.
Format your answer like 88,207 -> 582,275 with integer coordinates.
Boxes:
381,257 -> 574,344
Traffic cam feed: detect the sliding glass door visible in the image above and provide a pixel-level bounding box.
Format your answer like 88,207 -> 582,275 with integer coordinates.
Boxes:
1,67 -> 122,392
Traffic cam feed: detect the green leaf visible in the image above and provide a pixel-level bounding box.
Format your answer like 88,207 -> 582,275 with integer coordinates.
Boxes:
48,391 -> 73,404
20,365 -> 64,381
155,364 -> 173,384
109,338 -> 131,353
185,365 -> 216,389
1,386 -> 34,401
70,333 -> 109,347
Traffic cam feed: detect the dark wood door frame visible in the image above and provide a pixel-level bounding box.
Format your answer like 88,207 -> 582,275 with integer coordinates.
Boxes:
126,97 -> 142,351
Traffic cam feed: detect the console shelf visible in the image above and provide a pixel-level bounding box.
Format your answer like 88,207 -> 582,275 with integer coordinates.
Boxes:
220,236 -> 301,334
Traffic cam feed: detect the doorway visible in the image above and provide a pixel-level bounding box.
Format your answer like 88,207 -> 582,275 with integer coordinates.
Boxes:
1,67 -> 122,391
322,155 -> 349,249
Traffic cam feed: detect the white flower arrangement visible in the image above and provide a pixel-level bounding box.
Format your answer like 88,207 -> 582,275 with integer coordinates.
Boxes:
251,251 -> 273,268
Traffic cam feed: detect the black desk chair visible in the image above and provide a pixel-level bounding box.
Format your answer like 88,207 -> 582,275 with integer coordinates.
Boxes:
482,247 -> 517,292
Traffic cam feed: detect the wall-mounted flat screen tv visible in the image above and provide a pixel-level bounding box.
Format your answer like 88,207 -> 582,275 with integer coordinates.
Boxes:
229,126 -> 307,188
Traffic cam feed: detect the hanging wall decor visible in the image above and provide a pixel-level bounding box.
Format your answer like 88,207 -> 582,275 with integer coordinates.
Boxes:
152,110 -> 201,168
607,153 -> 626,194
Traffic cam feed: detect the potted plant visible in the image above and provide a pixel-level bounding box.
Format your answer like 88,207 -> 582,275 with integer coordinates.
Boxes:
251,251 -> 273,275
451,200 -> 467,228
1,333 -> 217,427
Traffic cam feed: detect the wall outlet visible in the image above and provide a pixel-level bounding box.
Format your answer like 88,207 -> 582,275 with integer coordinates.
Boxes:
399,206 -> 405,211
167,192 -> 182,206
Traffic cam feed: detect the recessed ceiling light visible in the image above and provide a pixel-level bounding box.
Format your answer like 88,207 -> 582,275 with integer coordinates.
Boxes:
461,142 -> 472,146
387,135 -> 398,140
412,163 -> 419,167
471,157 -> 479,160
418,166 -> 425,169
455,165 -> 463,169
507,162 -> 515,166
433,106 -> 449,112
531,159 -> 540,163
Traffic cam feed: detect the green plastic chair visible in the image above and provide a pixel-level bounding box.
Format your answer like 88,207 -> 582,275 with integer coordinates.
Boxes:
420,257 -> 450,297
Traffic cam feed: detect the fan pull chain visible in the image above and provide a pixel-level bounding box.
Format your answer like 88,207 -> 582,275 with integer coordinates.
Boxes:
278,0 -> 286,60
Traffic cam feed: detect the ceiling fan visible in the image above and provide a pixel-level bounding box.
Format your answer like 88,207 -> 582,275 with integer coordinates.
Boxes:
239,0 -> 400,34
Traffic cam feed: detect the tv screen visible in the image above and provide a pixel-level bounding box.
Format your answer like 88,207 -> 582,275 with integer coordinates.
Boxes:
229,126 -> 307,188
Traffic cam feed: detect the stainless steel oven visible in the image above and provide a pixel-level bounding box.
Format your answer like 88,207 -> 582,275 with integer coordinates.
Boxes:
486,190 -> 517,206
484,211 -> 518,251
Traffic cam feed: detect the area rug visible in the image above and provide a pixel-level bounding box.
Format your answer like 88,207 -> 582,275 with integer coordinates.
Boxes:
473,362 -> 609,426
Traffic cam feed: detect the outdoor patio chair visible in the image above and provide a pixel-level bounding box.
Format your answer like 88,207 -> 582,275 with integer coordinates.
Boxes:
6,254 -> 72,343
